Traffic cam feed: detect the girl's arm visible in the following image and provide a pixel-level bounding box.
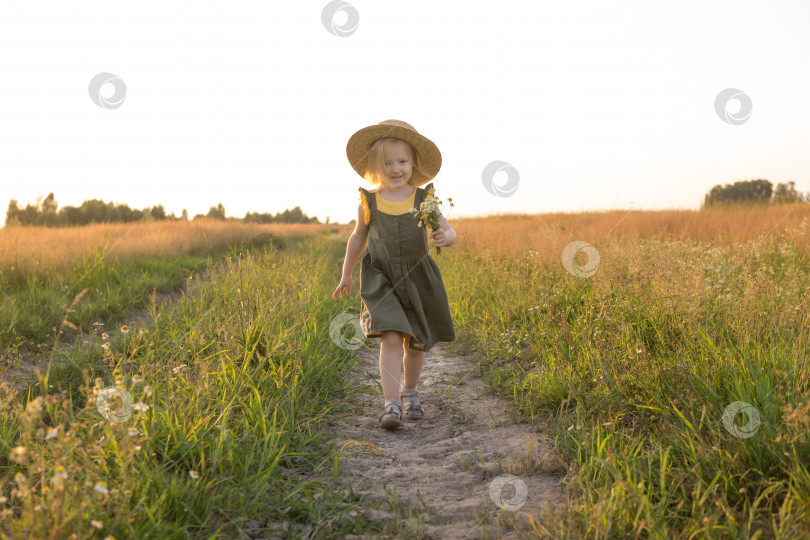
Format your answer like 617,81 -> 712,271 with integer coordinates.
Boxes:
342,203 -> 369,277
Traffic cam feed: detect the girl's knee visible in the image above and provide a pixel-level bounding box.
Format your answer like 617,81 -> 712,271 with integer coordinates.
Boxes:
402,334 -> 423,354
381,330 -> 403,346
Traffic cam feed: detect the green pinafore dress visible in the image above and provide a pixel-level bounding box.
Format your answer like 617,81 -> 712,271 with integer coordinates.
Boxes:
358,182 -> 456,352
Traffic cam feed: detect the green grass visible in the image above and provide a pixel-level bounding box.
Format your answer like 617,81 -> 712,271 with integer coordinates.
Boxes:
0,234 -> 402,538
0,238 -> 294,348
440,233 -> 810,538
3,222 -> 810,538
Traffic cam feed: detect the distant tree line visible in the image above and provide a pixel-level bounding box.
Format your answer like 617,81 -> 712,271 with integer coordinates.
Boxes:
702,179 -> 809,208
243,206 -> 320,224
4,193 -> 320,227
4,193 -> 178,227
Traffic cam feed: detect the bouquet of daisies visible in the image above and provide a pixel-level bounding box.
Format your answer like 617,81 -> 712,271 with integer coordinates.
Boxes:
409,185 -> 454,256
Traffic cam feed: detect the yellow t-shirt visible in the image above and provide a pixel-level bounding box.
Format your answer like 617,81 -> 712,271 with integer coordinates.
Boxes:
360,187 -> 417,224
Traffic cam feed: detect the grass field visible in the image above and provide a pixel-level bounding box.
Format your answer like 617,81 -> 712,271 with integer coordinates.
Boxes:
1,203 -> 809,538
0,219 -> 336,347
446,202 -> 810,537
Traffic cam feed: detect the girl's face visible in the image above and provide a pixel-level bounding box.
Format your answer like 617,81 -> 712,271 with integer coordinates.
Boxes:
382,140 -> 413,190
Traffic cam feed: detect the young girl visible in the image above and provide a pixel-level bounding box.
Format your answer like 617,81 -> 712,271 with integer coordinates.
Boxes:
332,119 -> 457,430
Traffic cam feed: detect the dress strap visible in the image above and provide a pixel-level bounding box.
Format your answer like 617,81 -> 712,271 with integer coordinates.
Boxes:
416,182 -> 434,208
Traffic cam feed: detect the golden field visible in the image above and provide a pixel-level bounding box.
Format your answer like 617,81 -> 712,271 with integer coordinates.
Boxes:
452,202 -> 810,260
0,218 -> 340,274
3,203 -> 808,273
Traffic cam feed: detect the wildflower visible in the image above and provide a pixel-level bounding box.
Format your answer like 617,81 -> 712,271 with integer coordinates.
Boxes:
9,446 -> 27,464
409,186 -> 454,256
101,332 -> 109,340
133,403 -> 149,412
50,466 -> 68,489
102,342 -> 111,351
94,481 -> 109,495
11,487 -> 30,500
114,375 -> 124,387
127,427 -> 139,436
132,374 -> 143,384
46,427 -> 59,440
120,325 -> 129,334
143,386 -> 153,396
91,520 -> 104,529
172,364 -> 187,373
189,470 -> 200,480
12,473 -> 30,499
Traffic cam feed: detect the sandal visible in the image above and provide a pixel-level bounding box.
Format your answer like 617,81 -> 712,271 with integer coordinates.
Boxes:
400,387 -> 424,420
379,399 -> 403,429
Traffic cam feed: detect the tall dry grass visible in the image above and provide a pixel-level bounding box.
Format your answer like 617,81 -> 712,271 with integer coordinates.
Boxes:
451,202 -> 810,261
0,219 -> 341,275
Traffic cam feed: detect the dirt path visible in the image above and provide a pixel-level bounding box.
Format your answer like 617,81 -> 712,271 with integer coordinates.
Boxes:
321,340 -> 567,539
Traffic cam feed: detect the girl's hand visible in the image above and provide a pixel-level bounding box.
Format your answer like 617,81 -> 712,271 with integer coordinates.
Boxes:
332,275 -> 353,298
430,229 -> 448,248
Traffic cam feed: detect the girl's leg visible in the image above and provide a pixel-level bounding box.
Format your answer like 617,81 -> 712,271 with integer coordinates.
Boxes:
379,330 -> 403,400
402,334 -> 424,389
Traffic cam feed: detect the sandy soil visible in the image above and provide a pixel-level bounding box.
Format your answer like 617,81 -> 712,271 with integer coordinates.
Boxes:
319,340 -> 567,540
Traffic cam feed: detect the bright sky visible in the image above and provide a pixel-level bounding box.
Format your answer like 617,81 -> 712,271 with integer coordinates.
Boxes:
2,1 -> 809,227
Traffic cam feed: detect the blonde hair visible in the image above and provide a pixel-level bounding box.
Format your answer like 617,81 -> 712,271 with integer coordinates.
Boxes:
363,137 -> 423,191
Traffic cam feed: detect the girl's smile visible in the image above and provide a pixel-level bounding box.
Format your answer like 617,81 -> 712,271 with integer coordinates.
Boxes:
383,140 -> 414,194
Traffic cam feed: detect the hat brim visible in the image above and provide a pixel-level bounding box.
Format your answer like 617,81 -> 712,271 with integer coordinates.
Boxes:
346,124 -> 442,187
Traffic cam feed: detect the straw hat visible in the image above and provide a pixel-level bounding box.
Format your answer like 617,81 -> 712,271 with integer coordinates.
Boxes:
346,119 -> 442,187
